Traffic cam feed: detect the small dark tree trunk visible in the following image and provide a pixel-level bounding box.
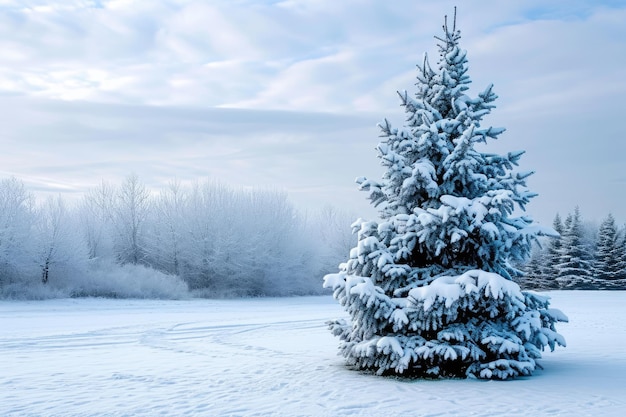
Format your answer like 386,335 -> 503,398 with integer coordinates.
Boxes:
42,258 -> 50,284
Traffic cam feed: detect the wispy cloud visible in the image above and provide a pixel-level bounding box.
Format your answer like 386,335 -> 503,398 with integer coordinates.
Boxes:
1,0 -> 625,224
1,96 -> 381,216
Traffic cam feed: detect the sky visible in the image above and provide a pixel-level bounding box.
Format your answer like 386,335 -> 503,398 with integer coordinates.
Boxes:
1,0 -> 626,226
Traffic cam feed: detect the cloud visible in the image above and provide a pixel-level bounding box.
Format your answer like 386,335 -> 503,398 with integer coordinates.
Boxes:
0,96 -> 381,216
0,0 -> 625,225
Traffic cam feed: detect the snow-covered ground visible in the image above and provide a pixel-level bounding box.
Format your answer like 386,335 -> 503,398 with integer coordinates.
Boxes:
1,291 -> 624,417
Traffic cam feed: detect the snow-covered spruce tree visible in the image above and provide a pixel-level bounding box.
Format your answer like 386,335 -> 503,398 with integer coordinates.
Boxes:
610,225 -> 626,289
323,10 -> 567,380
593,214 -> 626,289
519,245 -> 547,290
556,208 -> 594,289
615,225 -> 626,281
541,213 -> 565,289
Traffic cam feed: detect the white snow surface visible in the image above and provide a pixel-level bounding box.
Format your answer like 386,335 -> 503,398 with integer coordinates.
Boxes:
1,292 -> 625,416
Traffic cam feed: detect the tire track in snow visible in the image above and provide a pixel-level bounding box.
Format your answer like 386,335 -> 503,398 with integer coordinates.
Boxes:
2,294 -> 626,416
138,318 -> 324,358
0,325 -> 152,351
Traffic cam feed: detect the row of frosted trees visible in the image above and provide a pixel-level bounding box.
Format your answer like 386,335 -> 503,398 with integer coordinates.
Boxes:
0,175 -> 354,299
519,207 -> 626,290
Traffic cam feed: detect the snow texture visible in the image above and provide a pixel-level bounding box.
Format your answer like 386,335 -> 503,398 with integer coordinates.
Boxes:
0,292 -> 623,416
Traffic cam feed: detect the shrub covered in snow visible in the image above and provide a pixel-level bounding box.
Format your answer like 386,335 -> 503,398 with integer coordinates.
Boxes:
324,10 -> 567,379
69,262 -> 190,299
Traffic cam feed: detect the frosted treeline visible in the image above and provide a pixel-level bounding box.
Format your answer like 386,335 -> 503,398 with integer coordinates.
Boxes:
520,207 -> 626,290
0,175 -> 355,299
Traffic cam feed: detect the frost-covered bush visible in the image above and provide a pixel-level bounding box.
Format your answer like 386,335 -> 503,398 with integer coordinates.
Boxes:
70,261 -> 190,299
0,281 -> 71,300
324,10 -> 567,380
0,261 -> 189,300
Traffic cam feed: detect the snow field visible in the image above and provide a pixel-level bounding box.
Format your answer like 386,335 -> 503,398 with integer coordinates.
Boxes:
1,291 -> 625,416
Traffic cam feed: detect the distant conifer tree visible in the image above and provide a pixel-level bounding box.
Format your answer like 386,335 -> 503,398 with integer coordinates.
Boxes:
594,214 -> 624,288
556,207 -> 594,289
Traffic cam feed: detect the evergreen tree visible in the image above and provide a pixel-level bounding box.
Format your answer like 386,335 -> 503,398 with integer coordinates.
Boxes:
324,10 -> 567,380
616,225 -> 626,281
541,213 -> 565,289
520,244 -> 548,290
593,214 -> 621,287
556,207 -> 594,289
599,222 -> 626,289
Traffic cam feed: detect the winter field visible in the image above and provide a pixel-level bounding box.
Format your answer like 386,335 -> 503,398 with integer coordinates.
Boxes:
1,291 -> 624,417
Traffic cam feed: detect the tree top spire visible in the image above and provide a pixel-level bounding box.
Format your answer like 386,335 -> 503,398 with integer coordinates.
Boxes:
445,6 -> 457,34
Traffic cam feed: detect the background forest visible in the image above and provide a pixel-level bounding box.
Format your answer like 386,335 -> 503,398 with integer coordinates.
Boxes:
518,207 -> 626,290
0,175 -> 355,299
0,174 -> 623,300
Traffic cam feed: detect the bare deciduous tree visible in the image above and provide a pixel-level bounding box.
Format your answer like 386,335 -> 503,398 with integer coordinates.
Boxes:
0,178 -> 34,285
80,180 -> 115,260
112,174 -> 151,265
